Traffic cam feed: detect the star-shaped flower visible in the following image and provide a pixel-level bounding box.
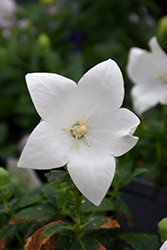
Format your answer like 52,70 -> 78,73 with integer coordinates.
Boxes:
127,36 -> 167,115
18,59 -> 140,206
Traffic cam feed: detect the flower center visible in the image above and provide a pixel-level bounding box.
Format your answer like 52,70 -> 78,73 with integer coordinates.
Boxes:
156,73 -> 167,83
62,113 -> 91,149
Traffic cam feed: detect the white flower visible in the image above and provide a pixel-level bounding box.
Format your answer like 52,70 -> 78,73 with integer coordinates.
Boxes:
159,240 -> 167,250
0,0 -> 16,29
7,158 -> 42,193
17,59 -> 140,206
127,36 -> 167,115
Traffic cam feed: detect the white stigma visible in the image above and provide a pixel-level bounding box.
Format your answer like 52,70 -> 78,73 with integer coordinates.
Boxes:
62,113 -> 91,149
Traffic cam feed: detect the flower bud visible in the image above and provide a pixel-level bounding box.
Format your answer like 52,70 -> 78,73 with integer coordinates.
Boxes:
157,16 -> 167,37
158,218 -> 167,243
0,167 -> 9,186
37,33 -> 51,52
40,0 -> 56,7
157,16 -> 167,51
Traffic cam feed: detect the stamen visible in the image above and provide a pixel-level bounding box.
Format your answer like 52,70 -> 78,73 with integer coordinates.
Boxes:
84,134 -> 91,148
156,74 -> 167,82
76,134 -> 78,149
61,113 -> 91,149
62,127 -> 75,130
156,74 -> 164,80
80,113 -> 86,126
83,117 -> 90,125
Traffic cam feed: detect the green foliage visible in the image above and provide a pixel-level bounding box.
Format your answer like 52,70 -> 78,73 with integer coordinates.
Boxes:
16,194 -> 42,208
0,167 -> 162,250
70,237 -> 99,250
113,197 -> 133,220
81,198 -> 115,213
43,222 -> 73,237
82,216 -> 106,231
45,169 -> 70,185
121,233 -> 160,250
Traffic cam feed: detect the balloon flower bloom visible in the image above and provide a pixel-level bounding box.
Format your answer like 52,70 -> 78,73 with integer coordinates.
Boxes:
18,59 -> 140,206
127,36 -> 167,115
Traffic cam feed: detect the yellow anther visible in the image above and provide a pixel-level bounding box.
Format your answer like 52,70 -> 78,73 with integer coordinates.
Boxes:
156,74 -> 167,82
156,74 -> 164,80
62,113 -> 91,149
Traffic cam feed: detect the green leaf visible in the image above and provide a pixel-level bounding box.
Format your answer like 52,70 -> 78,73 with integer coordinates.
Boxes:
113,197 -> 133,220
70,237 -> 99,250
43,222 -> 73,237
82,216 -> 106,231
0,183 -> 14,202
45,170 -> 70,185
81,198 -> 115,213
14,203 -> 59,223
132,168 -> 149,177
41,184 -> 57,200
121,233 -> 160,250
0,224 -> 17,242
16,194 -> 42,208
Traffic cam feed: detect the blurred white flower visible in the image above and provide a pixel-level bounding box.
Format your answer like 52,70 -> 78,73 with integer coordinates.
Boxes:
18,59 -> 139,206
127,36 -> 167,115
7,158 -> 42,193
0,0 -> 16,29
159,240 -> 167,250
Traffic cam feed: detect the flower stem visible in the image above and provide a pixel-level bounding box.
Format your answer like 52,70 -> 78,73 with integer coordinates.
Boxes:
74,184 -> 82,241
3,201 -> 10,214
15,231 -> 24,247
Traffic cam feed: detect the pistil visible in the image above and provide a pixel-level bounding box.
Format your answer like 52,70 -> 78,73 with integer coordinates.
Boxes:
62,113 -> 91,149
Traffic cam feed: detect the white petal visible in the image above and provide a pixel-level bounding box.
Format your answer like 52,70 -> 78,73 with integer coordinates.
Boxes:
149,36 -> 167,58
25,73 -> 78,126
87,108 -> 140,157
74,59 -> 124,119
127,38 -> 167,86
131,83 -> 167,115
7,158 -> 42,193
17,121 -> 72,169
67,146 -> 115,206
159,240 -> 167,250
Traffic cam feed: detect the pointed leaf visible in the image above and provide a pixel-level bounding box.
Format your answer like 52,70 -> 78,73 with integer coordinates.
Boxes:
45,170 -> 70,185
132,168 -> 149,177
43,222 -> 73,237
82,216 -> 106,231
121,233 -> 160,250
17,194 -> 42,208
11,204 -> 59,224
81,198 -> 115,213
